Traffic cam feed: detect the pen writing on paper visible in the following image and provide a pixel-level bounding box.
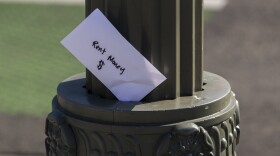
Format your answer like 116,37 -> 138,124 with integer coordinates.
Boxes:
92,41 -> 106,54
97,60 -> 105,70
92,41 -> 126,75
107,55 -> 125,75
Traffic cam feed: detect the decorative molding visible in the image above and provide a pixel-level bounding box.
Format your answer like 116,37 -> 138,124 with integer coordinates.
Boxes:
45,111 -> 76,156
156,123 -> 214,156
211,126 -> 221,156
91,131 -> 106,156
235,101 -> 241,144
125,135 -> 142,156
108,134 -> 123,155
45,96 -> 240,156
74,129 -> 141,156
209,104 -> 241,156
155,99 -> 241,156
221,121 -> 229,155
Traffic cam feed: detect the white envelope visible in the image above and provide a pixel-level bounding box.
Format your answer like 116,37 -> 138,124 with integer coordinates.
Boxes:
61,9 -> 166,102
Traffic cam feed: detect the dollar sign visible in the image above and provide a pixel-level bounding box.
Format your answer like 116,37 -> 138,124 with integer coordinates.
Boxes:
97,60 -> 105,70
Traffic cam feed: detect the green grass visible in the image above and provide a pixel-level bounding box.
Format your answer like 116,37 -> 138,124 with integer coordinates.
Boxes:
0,3 -> 85,116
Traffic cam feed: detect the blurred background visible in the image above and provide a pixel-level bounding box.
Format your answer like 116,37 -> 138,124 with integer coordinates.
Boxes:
0,0 -> 279,155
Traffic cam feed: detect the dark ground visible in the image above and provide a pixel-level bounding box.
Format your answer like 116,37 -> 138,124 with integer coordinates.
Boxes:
1,0 -> 280,155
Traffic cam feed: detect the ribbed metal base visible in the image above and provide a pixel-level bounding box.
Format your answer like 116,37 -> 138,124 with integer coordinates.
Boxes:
45,72 -> 240,156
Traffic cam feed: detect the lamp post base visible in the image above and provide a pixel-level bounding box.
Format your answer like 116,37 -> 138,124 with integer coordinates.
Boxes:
45,72 -> 240,156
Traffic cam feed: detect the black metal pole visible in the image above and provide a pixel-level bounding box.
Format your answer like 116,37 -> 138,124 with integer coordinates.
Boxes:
86,0 -> 204,101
